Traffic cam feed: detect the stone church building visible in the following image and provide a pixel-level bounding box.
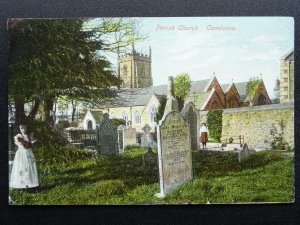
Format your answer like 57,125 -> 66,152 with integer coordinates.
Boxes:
83,47 -> 272,133
279,49 -> 294,103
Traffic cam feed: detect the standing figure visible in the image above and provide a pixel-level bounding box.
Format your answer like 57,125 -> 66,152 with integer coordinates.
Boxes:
10,124 -> 39,189
199,122 -> 209,150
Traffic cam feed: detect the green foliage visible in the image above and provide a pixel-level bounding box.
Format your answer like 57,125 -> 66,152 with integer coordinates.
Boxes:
54,120 -> 70,132
9,149 -> 293,204
28,120 -> 68,148
246,77 -> 261,104
173,73 -> 191,100
8,18 -> 144,124
207,110 -> 223,142
155,96 -> 167,123
110,118 -> 126,126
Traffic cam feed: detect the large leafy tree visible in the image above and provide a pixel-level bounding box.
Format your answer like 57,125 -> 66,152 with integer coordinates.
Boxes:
8,19 -> 142,125
173,73 -> 192,111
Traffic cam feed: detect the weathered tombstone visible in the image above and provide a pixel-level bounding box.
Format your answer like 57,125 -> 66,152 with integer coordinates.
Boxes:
117,125 -> 125,154
143,147 -> 157,167
155,111 -> 192,198
97,113 -> 118,155
141,124 -> 153,147
181,102 -> 198,150
123,121 -> 137,147
238,143 -> 250,162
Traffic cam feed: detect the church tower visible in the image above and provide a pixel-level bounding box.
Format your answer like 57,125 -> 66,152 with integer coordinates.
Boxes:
118,45 -> 152,88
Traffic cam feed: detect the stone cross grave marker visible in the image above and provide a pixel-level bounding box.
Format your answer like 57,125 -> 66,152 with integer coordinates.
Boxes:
238,143 -> 250,162
141,124 -> 153,147
97,113 -> 118,155
181,102 -> 198,150
155,111 -> 192,198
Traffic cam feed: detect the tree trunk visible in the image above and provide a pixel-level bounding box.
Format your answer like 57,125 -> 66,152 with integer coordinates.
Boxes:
177,98 -> 184,112
28,98 -> 40,122
44,98 -> 54,126
71,106 -> 76,122
15,99 -> 26,126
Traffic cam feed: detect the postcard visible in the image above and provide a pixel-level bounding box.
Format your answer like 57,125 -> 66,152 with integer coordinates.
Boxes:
8,17 -> 294,205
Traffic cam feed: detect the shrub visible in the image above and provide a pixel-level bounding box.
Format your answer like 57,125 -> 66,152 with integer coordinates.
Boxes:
110,118 -> 126,126
207,110 -> 223,142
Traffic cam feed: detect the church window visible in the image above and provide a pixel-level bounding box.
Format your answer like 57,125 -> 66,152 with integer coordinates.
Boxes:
122,111 -> 128,122
87,120 -> 93,130
149,106 -> 157,123
140,64 -> 145,77
109,112 -> 116,119
134,111 -> 141,124
122,65 -> 128,77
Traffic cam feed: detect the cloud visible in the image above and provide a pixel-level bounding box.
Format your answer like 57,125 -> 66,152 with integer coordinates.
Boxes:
240,49 -> 282,62
247,34 -> 286,44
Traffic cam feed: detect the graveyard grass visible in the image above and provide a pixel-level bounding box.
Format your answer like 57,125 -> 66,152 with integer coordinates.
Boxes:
9,148 -> 294,205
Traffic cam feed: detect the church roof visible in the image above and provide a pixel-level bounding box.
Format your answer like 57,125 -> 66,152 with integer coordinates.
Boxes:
221,82 -> 249,101
189,79 -> 211,94
280,49 -> 294,61
97,78 -> 256,108
90,110 -> 103,122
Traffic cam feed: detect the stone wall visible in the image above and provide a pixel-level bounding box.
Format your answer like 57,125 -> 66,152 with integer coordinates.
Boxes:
222,103 -> 294,150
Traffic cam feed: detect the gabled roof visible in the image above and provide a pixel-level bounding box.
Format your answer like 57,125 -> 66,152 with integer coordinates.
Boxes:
185,92 -> 210,109
200,87 -> 216,110
90,110 -> 103,122
233,82 -> 248,101
280,49 -> 294,61
189,79 -> 211,94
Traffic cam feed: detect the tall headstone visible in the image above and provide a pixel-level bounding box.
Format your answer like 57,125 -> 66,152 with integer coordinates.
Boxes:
238,143 -> 250,162
141,124 -> 153,147
181,102 -> 198,150
163,76 -> 178,118
97,113 -> 118,155
156,111 -> 192,198
123,121 -> 137,147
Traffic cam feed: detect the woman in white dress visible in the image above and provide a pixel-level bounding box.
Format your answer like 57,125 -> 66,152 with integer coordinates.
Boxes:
199,122 -> 209,150
10,124 -> 39,189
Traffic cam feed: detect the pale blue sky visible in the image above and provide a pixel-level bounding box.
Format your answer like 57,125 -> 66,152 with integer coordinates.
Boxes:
106,17 -> 294,99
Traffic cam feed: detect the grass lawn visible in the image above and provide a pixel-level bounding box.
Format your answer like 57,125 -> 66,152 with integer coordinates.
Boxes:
9,148 -> 294,205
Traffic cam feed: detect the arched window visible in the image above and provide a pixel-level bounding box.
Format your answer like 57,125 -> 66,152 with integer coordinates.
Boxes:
149,106 -> 157,123
134,111 -> 141,124
122,111 -> 128,122
87,120 -> 93,130
109,112 -> 116,119
122,65 -> 128,76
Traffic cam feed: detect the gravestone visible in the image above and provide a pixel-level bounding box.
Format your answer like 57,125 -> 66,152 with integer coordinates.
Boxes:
123,121 -> 137,147
143,147 -> 157,167
238,143 -> 250,162
181,102 -> 198,150
97,113 -> 118,155
141,124 -> 153,147
117,125 -> 125,154
156,111 -> 192,198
